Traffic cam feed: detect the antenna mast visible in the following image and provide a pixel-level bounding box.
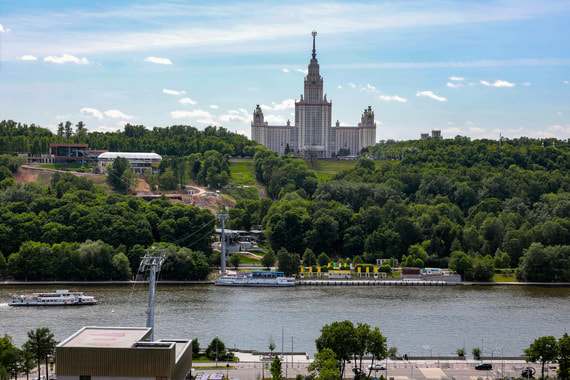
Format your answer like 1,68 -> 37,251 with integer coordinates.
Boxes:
139,247 -> 166,341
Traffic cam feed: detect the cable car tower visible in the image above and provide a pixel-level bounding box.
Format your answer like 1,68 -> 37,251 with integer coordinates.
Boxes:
217,212 -> 229,275
138,247 -> 166,341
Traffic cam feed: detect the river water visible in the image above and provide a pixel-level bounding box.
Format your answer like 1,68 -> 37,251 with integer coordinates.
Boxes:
1,284 -> 569,357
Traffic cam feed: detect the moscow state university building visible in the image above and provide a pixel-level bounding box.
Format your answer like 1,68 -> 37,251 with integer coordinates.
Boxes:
251,31 -> 376,158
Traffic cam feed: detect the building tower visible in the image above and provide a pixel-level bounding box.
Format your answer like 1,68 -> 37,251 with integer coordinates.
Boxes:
294,30 -> 332,158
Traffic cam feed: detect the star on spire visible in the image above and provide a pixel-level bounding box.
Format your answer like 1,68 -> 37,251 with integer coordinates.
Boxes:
311,30 -> 317,59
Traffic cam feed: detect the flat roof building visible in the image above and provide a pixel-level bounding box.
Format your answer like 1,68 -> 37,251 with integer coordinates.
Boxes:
56,326 -> 193,380
98,152 -> 162,175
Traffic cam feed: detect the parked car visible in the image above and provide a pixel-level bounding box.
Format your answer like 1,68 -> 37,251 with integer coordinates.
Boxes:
368,364 -> 387,370
475,363 -> 492,370
32,376 -> 46,380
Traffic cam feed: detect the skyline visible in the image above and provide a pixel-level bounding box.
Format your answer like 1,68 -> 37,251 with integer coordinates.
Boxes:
1,0 -> 569,142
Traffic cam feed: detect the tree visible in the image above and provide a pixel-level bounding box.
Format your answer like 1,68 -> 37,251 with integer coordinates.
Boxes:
315,321 -> 355,379
559,333 -> 570,380
23,328 -> 57,380
268,339 -> 276,356
205,337 -> 228,361
308,348 -> 341,380
303,248 -> 317,267
111,252 -> 132,280
270,355 -> 283,380
262,249 -> 276,269
229,253 -> 241,269
75,121 -> 87,138
277,248 -> 300,277
525,336 -> 558,380
192,338 -> 200,358
317,252 -> 330,267
449,251 -> 473,281
472,347 -> 481,360
107,157 -> 135,194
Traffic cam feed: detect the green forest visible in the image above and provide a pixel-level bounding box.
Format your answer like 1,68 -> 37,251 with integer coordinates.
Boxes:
0,119 -> 569,282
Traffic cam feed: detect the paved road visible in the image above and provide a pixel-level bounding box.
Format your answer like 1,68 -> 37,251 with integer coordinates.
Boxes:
191,357 -> 553,380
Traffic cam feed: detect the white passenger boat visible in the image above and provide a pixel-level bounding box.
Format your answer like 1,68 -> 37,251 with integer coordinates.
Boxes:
8,290 -> 98,306
214,271 -> 296,287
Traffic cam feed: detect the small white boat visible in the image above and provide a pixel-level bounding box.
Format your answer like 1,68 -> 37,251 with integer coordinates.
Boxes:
215,271 -> 295,287
8,290 -> 98,306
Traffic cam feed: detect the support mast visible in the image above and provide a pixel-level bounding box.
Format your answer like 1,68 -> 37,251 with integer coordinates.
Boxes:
139,247 -> 166,341
217,212 -> 229,275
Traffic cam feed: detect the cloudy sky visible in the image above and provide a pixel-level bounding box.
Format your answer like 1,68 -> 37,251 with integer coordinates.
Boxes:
1,0 -> 569,141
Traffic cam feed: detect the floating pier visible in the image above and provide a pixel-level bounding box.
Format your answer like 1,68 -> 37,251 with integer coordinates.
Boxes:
296,280 -> 456,286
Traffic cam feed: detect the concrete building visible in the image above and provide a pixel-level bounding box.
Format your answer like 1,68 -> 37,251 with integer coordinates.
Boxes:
56,326 -> 193,380
98,152 -> 162,175
252,31 -> 376,158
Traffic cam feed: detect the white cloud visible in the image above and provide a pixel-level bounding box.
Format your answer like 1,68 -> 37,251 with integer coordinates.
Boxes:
18,55 -> 38,61
55,114 -> 71,119
105,109 -> 134,119
91,125 -> 121,133
348,83 -> 356,88
521,82 -> 531,86
367,84 -> 377,91
449,76 -> 464,81
337,85 -> 343,89
265,114 -> 287,124
170,110 -> 212,119
557,111 -> 563,116
447,121 -> 454,125
261,99 -> 295,111
163,89 -> 185,95
447,82 -> 462,88
0,24 -> 10,32
549,125 -> 570,133
116,121 -> 129,128
564,81 -> 569,84
180,97 -> 198,105
444,127 -> 464,134
379,95 -> 407,103
144,56 -> 172,65
80,108 -> 104,119
416,91 -> 447,102
469,127 -> 485,134
219,114 -> 249,123
296,69 -> 308,74
282,68 -> 289,73
480,79 -> 516,87
44,54 -> 89,64
210,105 -> 219,109
466,121 -> 474,125
508,127 -> 524,133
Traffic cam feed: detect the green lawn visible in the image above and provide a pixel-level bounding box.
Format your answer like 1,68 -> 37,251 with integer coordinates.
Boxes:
493,273 -> 517,282
229,158 -> 256,185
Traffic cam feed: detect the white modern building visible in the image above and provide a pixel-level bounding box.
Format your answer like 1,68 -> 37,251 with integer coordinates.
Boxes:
98,152 -> 162,175
252,31 -> 376,158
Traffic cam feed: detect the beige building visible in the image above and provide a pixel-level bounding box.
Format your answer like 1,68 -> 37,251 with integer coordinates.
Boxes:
252,31 -> 376,158
56,326 -> 193,380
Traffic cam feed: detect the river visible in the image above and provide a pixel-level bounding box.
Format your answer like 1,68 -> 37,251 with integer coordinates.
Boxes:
1,284 -> 569,357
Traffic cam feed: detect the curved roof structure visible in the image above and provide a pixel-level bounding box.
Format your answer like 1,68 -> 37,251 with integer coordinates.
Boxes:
98,152 -> 162,160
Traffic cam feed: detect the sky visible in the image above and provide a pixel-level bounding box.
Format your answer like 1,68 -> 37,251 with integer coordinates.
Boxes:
0,0 -> 569,142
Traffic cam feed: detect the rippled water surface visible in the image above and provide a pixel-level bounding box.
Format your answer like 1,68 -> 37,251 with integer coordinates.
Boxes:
1,284 -> 568,356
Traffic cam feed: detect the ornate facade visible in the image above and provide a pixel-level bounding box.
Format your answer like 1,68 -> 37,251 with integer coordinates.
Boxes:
251,31 -> 376,158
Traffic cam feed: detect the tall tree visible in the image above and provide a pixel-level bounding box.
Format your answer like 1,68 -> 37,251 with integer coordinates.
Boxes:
524,335 -> 558,380
23,328 -> 57,380
270,355 -> 283,380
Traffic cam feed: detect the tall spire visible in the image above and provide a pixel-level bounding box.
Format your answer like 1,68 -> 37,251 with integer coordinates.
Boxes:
311,30 -> 317,60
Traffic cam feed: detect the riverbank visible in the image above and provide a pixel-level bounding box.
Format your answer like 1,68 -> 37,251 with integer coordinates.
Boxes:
2,279 -> 570,286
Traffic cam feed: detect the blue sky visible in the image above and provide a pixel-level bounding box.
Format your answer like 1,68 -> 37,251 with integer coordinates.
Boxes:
1,0 -> 569,141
